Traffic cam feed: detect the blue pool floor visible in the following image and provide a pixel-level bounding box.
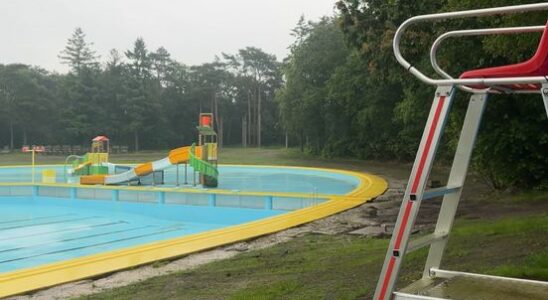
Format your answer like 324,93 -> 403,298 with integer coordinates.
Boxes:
0,199 -> 282,273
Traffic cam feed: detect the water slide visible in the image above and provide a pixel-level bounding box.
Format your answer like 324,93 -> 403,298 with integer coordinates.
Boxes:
80,145 -> 216,185
66,154 -> 92,176
73,160 -> 91,174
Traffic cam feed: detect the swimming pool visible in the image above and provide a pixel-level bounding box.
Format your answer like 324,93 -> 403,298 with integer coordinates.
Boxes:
0,164 -> 387,297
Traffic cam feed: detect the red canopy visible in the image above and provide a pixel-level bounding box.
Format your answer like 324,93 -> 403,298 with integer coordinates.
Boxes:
92,135 -> 109,142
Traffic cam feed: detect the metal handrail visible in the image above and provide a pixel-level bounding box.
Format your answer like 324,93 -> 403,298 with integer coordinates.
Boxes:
64,154 -> 82,182
393,3 -> 548,87
429,25 -> 546,94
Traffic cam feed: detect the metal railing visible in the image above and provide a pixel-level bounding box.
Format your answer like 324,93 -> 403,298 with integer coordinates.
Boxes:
393,3 -> 548,89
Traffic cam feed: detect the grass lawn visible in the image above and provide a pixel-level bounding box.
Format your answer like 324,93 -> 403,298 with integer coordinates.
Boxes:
1,147 -> 545,299
76,214 -> 548,300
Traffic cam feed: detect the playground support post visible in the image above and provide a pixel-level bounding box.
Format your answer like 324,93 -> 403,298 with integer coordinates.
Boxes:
184,163 -> 188,185
31,149 -> 35,184
176,163 -> 179,187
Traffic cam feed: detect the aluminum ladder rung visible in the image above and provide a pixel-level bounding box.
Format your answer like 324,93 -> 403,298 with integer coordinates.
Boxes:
430,268 -> 548,286
422,186 -> 461,200
393,292 -> 445,300
407,233 -> 448,253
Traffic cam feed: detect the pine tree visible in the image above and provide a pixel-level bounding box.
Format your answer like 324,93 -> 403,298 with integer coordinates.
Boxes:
59,27 -> 99,74
125,38 -> 151,81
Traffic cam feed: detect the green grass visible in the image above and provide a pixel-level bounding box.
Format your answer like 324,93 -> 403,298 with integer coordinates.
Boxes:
77,214 -> 548,300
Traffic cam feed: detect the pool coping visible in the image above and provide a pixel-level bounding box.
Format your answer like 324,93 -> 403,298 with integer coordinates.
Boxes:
0,165 -> 387,297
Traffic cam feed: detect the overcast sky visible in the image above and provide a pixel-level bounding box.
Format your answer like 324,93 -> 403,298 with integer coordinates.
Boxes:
0,0 -> 337,73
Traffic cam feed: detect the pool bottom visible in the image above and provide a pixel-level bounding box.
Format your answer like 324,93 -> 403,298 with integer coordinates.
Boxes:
0,197 -> 284,274
0,168 -> 387,298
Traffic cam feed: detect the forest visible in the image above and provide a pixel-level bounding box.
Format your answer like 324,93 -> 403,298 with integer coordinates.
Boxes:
0,0 -> 546,189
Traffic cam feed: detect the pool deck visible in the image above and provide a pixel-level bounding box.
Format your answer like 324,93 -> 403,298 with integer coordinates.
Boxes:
0,165 -> 387,297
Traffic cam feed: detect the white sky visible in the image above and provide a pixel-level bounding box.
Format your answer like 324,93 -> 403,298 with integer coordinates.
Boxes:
0,0 -> 337,73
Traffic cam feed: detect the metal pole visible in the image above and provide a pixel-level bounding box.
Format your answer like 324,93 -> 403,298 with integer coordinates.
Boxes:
542,83 -> 548,118
184,163 -> 188,185
31,149 -> 35,184
176,163 -> 179,187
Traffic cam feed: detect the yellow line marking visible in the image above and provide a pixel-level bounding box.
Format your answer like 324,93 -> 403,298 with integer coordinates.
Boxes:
0,165 -> 387,297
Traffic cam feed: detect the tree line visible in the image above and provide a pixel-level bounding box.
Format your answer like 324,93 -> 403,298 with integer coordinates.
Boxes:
0,28 -> 282,152
277,0 -> 546,189
0,0 -> 545,189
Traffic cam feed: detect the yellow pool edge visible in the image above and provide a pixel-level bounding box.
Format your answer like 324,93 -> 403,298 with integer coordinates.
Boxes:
0,166 -> 387,298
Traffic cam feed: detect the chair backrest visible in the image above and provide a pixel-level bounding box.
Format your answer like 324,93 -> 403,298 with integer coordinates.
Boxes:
530,21 -> 548,74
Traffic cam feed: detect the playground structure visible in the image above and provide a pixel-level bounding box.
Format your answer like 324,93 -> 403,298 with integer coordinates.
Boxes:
66,136 -> 110,178
70,113 -> 219,187
375,3 -> 548,300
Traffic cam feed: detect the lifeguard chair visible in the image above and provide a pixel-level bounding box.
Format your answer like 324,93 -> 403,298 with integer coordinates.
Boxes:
375,3 -> 548,300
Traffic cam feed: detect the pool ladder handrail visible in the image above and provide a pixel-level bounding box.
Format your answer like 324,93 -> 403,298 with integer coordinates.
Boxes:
63,154 -> 83,182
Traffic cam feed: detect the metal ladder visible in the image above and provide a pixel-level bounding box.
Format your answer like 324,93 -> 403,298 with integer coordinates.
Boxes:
373,3 -> 548,299
375,85 -> 548,300
374,86 -> 487,299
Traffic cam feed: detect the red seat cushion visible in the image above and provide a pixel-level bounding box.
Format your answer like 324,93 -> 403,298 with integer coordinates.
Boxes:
460,21 -> 548,91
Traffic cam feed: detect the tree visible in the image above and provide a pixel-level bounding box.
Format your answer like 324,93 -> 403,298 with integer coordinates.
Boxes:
277,17 -> 349,153
0,69 -> 16,149
189,61 -> 230,147
59,27 -> 99,74
336,0 -> 547,188
150,47 -> 172,85
0,65 -> 58,148
123,37 -> 160,151
223,47 -> 281,147
125,38 -> 152,81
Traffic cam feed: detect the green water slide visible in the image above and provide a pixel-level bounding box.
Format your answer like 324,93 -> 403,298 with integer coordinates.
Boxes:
65,153 -> 108,177
67,154 -> 90,176
190,144 -> 218,187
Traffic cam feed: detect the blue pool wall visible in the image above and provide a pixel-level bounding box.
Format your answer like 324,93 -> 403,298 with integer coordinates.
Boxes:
0,197 -> 284,226
0,184 -> 327,213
